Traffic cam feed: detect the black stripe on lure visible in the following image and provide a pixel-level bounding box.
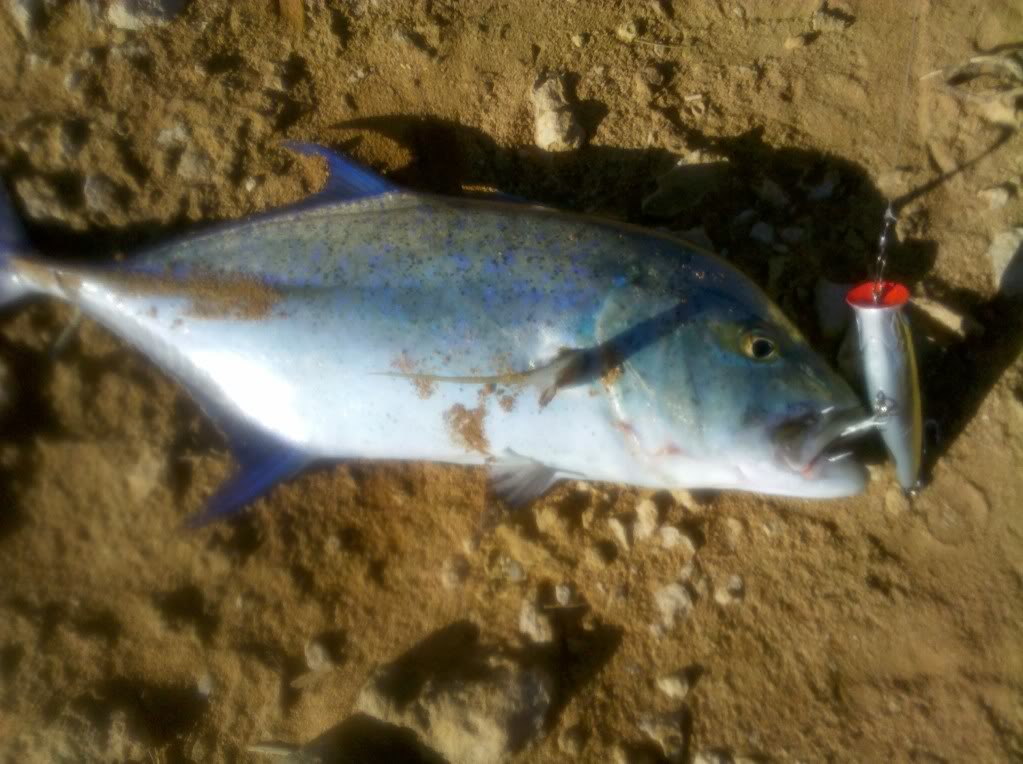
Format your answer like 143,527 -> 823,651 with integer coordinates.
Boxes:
846,280 -> 923,493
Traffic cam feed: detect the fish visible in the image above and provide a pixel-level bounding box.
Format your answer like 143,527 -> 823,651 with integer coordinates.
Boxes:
0,143 -> 869,523
847,281 -> 923,491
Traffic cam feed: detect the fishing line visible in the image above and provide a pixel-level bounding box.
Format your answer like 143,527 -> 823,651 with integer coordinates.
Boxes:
872,8 -> 921,301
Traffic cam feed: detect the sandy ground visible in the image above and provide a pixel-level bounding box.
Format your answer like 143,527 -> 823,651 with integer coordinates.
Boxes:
1,1 -> 1022,762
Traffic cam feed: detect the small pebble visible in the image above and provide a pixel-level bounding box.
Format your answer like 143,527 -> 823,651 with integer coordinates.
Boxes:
609,516 -> 633,551
807,171 -> 839,201
693,752 -> 731,764
780,225 -> 805,244
554,583 -> 572,607
634,498 -> 660,541
519,599 -> 555,643
754,177 -> 790,208
633,65 -> 665,102
529,71 -> 586,152
639,713 -> 686,760
658,526 -> 696,556
749,221 -> 775,245
558,723 -> 586,756
440,554 -> 470,589
986,227 -> 1023,296
304,639 -> 333,672
978,184 -> 1012,210
196,670 -> 214,697
616,18 -> 642,43
784,33 -> 811,50
502,557 -> 526,583
654,583 -> 692,628
571,32 -> 589,48
713,574 -> 745,606
812,6 -> 854,33
656,671 -> 690,700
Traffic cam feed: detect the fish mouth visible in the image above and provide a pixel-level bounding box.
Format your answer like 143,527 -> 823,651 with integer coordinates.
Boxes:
773,404 -> 877,480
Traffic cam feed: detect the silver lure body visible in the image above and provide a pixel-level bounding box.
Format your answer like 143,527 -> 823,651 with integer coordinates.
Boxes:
2,149 -> 868,512
848,283 -> 923,491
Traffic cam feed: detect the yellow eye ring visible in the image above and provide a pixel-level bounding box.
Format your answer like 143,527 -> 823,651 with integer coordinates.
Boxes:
742,333 -> 777,361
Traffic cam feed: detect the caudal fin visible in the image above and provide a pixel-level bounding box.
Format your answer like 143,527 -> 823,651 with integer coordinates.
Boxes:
0,182 -> 32,308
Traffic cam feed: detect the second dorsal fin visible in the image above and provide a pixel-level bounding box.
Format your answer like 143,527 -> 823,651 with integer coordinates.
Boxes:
283,141 -> 398,201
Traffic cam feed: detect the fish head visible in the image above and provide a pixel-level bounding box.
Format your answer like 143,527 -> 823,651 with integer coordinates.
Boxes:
607,289 -> 867,498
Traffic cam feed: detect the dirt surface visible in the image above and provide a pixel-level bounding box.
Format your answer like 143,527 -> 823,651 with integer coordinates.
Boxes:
1,1 -> 1023,762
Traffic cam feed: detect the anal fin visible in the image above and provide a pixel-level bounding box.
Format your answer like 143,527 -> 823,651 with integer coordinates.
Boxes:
185,419 -> 308,527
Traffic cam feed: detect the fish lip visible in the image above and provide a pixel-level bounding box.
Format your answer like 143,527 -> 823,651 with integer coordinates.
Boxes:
772,404 -> 873,477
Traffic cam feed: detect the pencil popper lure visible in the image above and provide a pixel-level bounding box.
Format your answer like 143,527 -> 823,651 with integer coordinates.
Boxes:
846,270 -> 923,493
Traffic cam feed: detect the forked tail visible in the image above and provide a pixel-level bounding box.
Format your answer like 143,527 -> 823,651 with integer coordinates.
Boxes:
0,183 -> 32,308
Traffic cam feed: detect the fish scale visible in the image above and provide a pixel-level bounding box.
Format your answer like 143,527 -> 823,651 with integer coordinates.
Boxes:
0,144 -> 869,523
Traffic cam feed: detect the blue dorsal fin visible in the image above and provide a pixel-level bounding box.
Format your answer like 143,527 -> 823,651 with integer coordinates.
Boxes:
283,141 -> 398,200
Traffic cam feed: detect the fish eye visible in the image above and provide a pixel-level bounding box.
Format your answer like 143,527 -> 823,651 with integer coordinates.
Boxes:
742,332 -> 777,361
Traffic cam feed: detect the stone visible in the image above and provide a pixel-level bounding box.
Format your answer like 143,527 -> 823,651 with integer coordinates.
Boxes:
554,584 -> 572,607
986,227 -> 1023,296
558,723 -> 586,756
780,225 -> 805,244
639,713 -> 686,762
693,752 -> 731,764
304,640 -> 333,672
13,175 -> 71,224
616,18 -> 642,43
713,574 -> 745,606
656,671 -> 690,700
978,184 -> 1012,210
529,72 -> 585,152
754,177 -> 790,208
654,583 -> 692,628
501,557 -> 525,583
609,516 -> 633,551
108,0 -> 189,30
749,221 -> 775,245
634,498 -> 660,541
440,555 -> 470,589
6,0 -> 45,38
633,66 -> 666,102
571,32 -> 588,48
82,174 -> 120,217
812,6 -> 854,33
356,631 -> 553,764
814,278 -> 852,338
642,154 -> 730,218
519,599 -> 555,643
910,297 -> 983,338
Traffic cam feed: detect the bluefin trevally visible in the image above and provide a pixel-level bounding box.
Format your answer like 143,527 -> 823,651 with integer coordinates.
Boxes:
0,143 -> 867,523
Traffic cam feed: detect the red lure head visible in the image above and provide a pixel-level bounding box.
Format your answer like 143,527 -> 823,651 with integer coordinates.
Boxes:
846,281 -> 910,310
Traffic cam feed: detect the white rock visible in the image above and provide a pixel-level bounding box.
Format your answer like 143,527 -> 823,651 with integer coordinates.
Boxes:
655,671 -> 690,700
713,574 -> 745,606
654,583 -> 692,628
608,516 -> 633,551
304,639 -> 333,672
749,221 -> 775,245
986,227 -> 1023,296
108,0 -> 189,30
639,713 -> 686,761
356,642 -> 553,764
529,72 -> 585,152
441,555 -> 470,589
6,0 -> 44,38
616,18 -> 641,43
502,557 -> 525,583
554,584 -> 572,607
634,498 -> 660,541
83,174 -> 120,216
196,670 -> 214,697
658,526 -> 696,556
571,32 -> 588,48
978,184 -> 1012,210
519,599 -> 555,643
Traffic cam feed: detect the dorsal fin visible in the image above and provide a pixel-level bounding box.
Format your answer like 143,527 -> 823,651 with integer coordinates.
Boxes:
283,141 -> 398,201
